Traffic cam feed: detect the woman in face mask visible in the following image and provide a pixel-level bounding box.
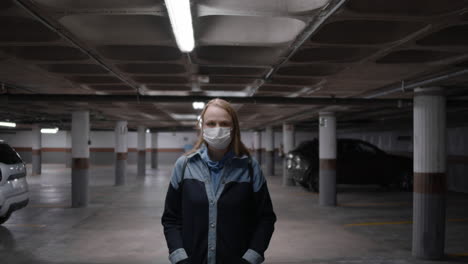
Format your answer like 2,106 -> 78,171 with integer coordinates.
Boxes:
162,98 -> 276,264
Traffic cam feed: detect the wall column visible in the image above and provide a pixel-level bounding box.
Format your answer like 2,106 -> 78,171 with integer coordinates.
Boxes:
137,125 -> 146,177
71,111 -> 90,208
253,131 -> 262,165
31,124 -> 41,175
319,112 -> 337,207
265,126 -> 274,176
282,123 -> 295,186
65,131 -> 72,168
151,132 -> 158,169
115,121 -> 128,186
412,87 -> 446,259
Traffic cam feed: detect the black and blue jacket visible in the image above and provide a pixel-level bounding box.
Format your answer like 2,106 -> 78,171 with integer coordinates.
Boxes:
161,145 -> 276,264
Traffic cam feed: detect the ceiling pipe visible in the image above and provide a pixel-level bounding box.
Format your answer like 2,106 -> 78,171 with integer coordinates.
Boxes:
365,68 -> 468,98
12,0 -> 141,95
247,0 -> 349,95
1,94 -> 412,106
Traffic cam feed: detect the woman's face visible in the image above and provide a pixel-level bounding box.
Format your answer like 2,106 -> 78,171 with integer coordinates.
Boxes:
203,105 -> 233,129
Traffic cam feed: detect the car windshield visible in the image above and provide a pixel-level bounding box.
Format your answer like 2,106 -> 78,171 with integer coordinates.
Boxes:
0,143 -> 23,164
292,140 -> 318,157
357,142 -> 383,155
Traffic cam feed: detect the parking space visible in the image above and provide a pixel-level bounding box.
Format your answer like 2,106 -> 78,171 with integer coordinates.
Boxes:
0,164 -> 467,264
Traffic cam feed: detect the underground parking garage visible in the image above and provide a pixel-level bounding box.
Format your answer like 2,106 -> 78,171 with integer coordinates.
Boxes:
1,0 -> 468,263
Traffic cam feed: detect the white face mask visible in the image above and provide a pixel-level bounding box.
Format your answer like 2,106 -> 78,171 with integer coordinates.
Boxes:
203,127 -> 232,150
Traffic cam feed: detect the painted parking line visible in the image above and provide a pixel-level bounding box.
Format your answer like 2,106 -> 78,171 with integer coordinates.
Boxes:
345,221 -> 412,227
340,202 -> 411,207
345,218 -> 468,227
4,224 -> 46,228
294,192 -> 318,196
29,204 -> 69,208
448,218 -> 468,222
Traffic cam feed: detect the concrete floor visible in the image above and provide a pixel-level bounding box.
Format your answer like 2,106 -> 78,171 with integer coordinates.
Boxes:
1,164 -> 467,264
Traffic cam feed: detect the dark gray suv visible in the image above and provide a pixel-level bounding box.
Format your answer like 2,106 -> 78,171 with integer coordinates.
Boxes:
287,138 -> 413,192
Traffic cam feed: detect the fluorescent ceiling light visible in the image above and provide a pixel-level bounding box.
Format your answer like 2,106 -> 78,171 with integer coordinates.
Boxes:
180,121 -> 197,126
192,101 -> 205,110
0,121 -> 16,128
41,128 -> 59,134
165,0 -> 195,52
146,129 -> 150,133
170,114 -> 198,120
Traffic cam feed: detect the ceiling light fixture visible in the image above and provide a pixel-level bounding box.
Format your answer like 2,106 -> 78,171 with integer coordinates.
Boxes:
41,128 -> 59,134
0,121 -> 16,128
192,101 -> 205,110
170,114 -> 199,120
146,129 -> 150,133
165,0 -> 195,52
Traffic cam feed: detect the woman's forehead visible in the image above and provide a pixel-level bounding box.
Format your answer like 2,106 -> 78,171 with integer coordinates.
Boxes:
204,105 -> 232,121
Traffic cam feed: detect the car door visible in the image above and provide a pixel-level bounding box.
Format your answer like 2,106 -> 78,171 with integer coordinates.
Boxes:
337,141 -> 365,184
354,141 -> 383,184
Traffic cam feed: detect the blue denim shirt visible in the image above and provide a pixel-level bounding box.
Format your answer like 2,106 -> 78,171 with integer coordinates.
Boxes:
200,146 -> 235,195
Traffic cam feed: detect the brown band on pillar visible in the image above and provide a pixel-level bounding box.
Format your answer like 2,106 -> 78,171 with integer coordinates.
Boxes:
320,159 -> 336,170
66,148 -> 71,153
116,152 -> 128,160
32,149 -> 41,155
414,172 -> 446,194
151,149 -> 157,153
72,158 -> 89,169
138,150 -> 146,155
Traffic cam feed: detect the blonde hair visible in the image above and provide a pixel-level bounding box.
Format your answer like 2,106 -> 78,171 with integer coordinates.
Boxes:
186,98 -> 250,157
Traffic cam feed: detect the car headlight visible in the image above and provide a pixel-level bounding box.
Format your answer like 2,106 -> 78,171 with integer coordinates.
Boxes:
287,159 -> 293,169
295,156 -> 301,169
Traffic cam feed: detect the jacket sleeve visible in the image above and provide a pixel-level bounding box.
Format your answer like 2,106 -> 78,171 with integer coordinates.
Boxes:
242,158 -> 277,264
161,156 -> 189,264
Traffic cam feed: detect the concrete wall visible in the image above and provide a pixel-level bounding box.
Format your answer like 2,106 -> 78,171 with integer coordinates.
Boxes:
338,127 -> 468,193
2,130 -> 317,167
4,127 -> 464,192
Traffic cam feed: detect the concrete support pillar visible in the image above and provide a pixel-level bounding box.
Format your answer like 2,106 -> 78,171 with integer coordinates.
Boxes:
151,132 -> 158,169
65,131 -> 72,168
137,126 -> 146,177
253,131 -> 262,165
319,112 -> 337,207
282,123 -> 295,186
115,121 -> 128,186
31,125 -> 41,175
265,126 -> 274,176
71,111 -> 90,208
412,87 -> 446,259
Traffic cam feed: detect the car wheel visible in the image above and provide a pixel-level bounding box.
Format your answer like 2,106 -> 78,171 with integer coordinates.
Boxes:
307,173 -> 319,192
400,171 -> 413,191
0,211 -> 12,225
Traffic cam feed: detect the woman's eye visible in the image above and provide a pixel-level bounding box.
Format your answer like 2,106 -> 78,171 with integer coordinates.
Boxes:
206,122 -> 215,127
220,122 -> 230,127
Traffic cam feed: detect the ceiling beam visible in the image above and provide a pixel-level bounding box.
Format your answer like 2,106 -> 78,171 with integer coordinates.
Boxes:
1,94 -> 413,107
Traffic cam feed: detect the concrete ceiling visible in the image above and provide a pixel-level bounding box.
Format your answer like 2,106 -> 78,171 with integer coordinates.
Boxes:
1,0 -> 468,131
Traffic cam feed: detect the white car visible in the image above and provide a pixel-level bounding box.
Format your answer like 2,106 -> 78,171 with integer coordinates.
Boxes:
0,141 -> 29,224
